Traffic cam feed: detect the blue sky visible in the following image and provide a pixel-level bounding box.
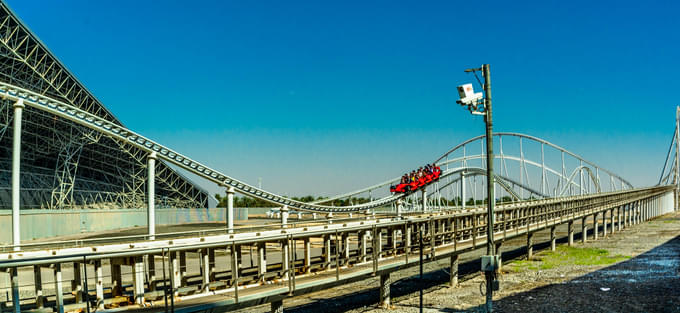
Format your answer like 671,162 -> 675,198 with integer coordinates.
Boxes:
7,0 -> 680,197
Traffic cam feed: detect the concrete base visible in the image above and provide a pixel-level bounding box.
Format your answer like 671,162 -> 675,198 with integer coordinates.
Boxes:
568,221 -> 574,246
550,226 -> 556,251
594,213 -> 599,240
450,255 -> 459,287
581,218 -> 588,243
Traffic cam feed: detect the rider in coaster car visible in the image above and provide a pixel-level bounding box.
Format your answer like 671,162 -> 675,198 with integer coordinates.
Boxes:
424,165 -> 434,183
418,168 -> 427,186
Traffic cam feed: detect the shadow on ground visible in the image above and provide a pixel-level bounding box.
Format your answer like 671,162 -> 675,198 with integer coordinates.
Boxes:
471,235 -> 680,313
279,226 -> 679,313
283,238 -> 567,313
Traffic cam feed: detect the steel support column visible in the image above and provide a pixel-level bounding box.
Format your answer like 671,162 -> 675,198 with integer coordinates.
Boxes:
593,213 -> 599,240
324,235 -> 331,270
392,228 -> 398,256
377,229 -> 383,259
54,264 -> 64,313
550,226 -> 556,251
581,217 -> 588,243
111,263 -> 123,297
360,231 -> 368,262
170,252 -> 181,296
94,260 -> 105,309
603,210 -> 608,237
342,233 -> 350,264
12,99 -> 24,251
258,243 -> 267,281
33,266 -> 44,309
282,240 -> 290,280
461,172 -> 466,210
133,256 -> 145,304
227,186 -> 235,233
421,189 -> 427,212
450,254 -> 459,287
147,151 -> 156,240
10,267 -> 20,313
281,205 -> 289,228
148,255 -> 157,290
201,249 -> 210,292
568,221 -> 574,246
72,262 -> 82,303
271,300 -> 284,313
380,273 -> 391,308
527,232 -> 534,259
304,238 -> 311,273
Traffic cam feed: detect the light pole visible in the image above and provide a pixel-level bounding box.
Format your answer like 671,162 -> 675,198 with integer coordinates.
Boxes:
456,64 -> 498,312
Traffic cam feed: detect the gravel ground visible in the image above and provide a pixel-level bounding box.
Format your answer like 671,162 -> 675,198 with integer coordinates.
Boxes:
235,211 -> 680,313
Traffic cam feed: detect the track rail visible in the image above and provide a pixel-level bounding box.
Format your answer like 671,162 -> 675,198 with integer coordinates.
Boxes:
0,81 -> 402,212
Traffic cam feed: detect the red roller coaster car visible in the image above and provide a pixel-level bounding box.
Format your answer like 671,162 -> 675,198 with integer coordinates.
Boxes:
390,167 -> 441,194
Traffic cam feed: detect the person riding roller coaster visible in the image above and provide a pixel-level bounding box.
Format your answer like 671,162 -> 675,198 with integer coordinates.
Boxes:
390,164 -> 441,193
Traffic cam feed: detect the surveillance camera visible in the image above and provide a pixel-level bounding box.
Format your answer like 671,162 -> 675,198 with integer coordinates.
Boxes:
456,83 -> 483,106
456,94 -> 483,106
457,84 -> 474,99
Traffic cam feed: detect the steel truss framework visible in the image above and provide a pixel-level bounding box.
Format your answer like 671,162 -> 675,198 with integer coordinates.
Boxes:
0,2 -> 211,209
314,133 -> 634,213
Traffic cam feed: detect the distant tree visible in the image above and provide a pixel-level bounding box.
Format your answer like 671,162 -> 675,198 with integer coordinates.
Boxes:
499,196 -> 514,204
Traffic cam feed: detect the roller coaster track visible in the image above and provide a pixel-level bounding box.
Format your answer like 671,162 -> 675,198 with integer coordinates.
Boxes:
0,81 -> 403,213
0,79 -> 639,213
314,133 -> 633,205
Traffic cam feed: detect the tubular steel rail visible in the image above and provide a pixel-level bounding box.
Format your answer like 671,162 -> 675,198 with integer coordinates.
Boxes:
0,81 -> 400,213
0,186 -> 674,312
313,132 -> 635,210
0,80 -> 639,213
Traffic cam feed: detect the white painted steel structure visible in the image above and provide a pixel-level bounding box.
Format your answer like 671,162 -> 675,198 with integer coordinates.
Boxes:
0,79 -> 640,216
0,1 -> 679,312
0,2 -> 212,211
0,186 -> 675,312
0,67 -> 677,313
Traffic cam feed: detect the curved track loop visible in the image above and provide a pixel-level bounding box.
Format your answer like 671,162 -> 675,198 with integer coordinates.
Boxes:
436,132 -> 632,190
0,80 -> 634,213
317,133 -> 633,206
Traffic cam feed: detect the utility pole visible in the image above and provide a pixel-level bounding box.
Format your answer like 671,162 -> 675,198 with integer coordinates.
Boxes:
482,64 -> 496,313
457,64 -> 498,312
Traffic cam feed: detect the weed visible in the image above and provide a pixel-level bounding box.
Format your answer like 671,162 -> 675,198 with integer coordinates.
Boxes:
507,246 -> 630,271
